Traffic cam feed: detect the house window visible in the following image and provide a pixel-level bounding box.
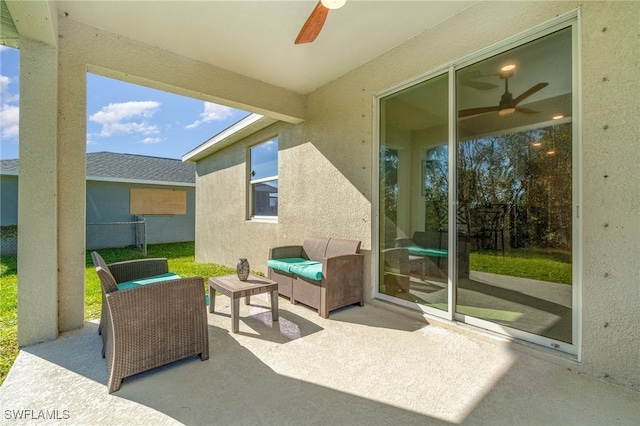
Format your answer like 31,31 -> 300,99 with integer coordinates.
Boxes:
249,138 -> 278,218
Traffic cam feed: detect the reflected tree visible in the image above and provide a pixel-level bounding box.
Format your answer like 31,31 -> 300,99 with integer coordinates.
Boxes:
423,146 -> 448,231
456,123 -> 572,251
381,147 -> 399,247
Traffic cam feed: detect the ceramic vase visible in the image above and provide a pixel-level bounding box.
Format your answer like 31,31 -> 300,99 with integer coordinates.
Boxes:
236,258 -> 250,281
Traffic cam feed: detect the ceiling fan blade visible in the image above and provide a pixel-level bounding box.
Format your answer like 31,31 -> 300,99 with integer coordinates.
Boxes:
514,82 -> 548,105
295,1 -> 329,45
458,105 -> 501,118
515,107 -> 538,115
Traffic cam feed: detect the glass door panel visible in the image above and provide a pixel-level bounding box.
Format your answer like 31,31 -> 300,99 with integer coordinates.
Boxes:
455,28 -> 573,343
379,74 -> 449,311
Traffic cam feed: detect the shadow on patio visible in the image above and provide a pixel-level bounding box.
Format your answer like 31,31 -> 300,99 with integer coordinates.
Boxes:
2,296 -> 638,425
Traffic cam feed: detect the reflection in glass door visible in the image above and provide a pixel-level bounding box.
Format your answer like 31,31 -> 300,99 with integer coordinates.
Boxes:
455,28 -> 574,344
379,74 -> 449,312
378,22 -> 576,351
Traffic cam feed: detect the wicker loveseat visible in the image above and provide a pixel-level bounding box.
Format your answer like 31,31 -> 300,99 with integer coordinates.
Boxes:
267,237 -> 364,318
91,251 -> 209,393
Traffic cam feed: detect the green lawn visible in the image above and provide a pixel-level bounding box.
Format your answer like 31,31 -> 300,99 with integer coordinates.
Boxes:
1,242 -> 236,385
0,254 -> 18,386
469,248 -> 572,284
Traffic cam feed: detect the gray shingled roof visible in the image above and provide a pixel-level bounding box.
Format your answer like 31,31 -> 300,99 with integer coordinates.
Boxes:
0,152 -> 195,184
0,158 -> 18,173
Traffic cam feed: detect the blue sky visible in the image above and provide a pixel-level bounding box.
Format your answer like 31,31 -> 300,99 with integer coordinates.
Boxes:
0,46 -> 249,160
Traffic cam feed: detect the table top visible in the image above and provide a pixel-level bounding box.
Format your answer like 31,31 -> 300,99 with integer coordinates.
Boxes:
208,274 -> 277,293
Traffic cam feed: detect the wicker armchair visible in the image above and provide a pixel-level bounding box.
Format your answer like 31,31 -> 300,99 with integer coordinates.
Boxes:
93,253 -> 170,343
91,252 -> 209,393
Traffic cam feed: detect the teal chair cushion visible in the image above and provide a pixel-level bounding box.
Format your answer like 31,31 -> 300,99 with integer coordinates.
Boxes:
289,262 -> 323,281
268,258 -> 311,273
268,258 -> 323,281
117,272 -> 181,290
406,246 -> 448,258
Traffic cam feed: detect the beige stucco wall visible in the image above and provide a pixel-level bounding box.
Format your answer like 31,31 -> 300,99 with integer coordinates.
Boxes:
195,118 -> 372,295
579,1 -> 640,390
195,2 -> 639,391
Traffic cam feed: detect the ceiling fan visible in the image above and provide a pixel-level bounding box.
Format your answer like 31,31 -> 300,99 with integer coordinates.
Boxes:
295,0 -> 346,45
458,67 -> 548,118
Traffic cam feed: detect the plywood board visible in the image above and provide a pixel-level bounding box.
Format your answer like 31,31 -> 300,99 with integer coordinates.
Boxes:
130,188 -> 187,215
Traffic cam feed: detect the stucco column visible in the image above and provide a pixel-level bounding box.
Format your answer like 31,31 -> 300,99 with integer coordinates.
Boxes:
17,39 -> 59,346
56,21 -> 87,332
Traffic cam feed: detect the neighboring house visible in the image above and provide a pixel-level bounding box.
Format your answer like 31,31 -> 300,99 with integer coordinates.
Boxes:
2,1 -> 638,394
0,152 -> 195,254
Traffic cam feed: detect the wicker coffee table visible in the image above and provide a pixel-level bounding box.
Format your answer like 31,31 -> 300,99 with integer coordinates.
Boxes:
208,274 -> 279,333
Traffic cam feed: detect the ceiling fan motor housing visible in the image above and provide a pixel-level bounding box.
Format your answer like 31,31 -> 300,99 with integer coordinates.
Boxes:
500,89 -> 514,107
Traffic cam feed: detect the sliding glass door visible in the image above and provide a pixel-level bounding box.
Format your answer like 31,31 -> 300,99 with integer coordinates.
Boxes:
377,21 -> 577,352
379,74 -> 450,312
455,27 -> 574,344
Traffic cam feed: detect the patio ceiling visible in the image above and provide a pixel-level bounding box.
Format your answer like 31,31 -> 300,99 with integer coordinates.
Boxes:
5,0 -> 570,135
0,0 -> 19,48
49,1 -> 477,95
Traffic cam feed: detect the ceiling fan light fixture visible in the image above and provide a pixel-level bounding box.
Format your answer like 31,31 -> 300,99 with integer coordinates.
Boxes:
552,114 -> 564,120
501,64 -> 516,72
499,107 -> 516,116
321,0 -> 346,9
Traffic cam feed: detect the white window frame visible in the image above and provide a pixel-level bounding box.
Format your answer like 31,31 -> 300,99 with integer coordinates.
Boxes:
249,138 -> 279,221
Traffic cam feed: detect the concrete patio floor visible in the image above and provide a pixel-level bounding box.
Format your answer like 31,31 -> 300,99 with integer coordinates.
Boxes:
1,295 -> 638,425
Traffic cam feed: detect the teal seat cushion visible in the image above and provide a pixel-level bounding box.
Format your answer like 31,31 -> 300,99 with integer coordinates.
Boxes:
268,258 -> 323,281
406,246 -> 448,258
289,262 -> 323,281
268,258 -> 311,274
117,272 -> 181,290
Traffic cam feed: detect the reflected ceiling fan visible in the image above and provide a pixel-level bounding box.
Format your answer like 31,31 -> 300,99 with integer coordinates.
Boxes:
461,79 -> 499,91
460,70 -> 499,91
295,0 -> 346,45
458,66 -> 548,118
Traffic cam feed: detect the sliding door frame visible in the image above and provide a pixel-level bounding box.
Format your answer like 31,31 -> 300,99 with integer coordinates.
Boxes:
372,10 -> 581,358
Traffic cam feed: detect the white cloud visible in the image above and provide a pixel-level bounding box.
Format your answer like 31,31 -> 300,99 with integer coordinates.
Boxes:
0,72 -> 21,140
142,137 -> 162,144
186,102 -> 233,129
0,104 -> 19,139
262,139 -> 277,151
0,74 -> 19,104
0,75 -> 11,94
89,101 -> 160,137
86,133 -> 97,146
101,121 -> 159,136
